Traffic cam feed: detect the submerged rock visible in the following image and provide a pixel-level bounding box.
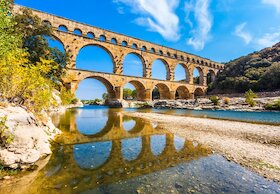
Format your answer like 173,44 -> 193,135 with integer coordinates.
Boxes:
0,105 -> 61,169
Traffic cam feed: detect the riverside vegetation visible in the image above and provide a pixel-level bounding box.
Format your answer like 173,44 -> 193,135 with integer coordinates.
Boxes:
0,0 -> 78,176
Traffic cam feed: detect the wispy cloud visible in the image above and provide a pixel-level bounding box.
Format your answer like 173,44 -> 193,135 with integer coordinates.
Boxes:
256,31 -> 280,47
113,0 -> 180,41
234,22 -> 253,44
184,0 -> 213,51
262,0 -> 280,13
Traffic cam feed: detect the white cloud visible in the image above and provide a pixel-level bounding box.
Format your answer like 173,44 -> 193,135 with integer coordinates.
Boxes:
234,22 -> 253,44
262,0 -> 280,13
184,0 -> 213,51
113,0 -> 180,41
256,31 -> 280,47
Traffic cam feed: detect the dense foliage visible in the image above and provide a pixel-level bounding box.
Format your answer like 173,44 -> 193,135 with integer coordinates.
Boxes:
123,88 -> 137,100
209,42 -> 280,93
265,100 -> 280,111
0,1 -> 73,113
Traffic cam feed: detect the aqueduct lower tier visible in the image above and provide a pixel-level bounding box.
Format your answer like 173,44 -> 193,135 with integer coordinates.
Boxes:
14,5 -> 224,100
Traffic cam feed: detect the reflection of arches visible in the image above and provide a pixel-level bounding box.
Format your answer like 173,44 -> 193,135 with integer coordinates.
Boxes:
122,53 -> 145,77
152,59 -> 170,80
151,135 -> 166,156
174,136 -> 185,151
125,80 -> 146,101
193,67 -> 204,85
174,63 -> 190,83
154,83 -> 171,100
207,69 -> 215,84
76,44 -> 115,73
74,141 -> 112,169
122,116 -> 146,134
122,137 -> 142,161
194,88 -> 205,98
176,86 -> 191,99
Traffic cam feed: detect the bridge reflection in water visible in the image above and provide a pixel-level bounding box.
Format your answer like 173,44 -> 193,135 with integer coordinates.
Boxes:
29,106 -> 210,193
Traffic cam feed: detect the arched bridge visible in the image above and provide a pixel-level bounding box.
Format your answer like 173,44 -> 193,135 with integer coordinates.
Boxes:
14,5 -> 224,100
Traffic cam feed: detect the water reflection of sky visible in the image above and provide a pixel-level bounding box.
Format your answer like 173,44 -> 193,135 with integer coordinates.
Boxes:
122,137 -> 142,161
74,141 -> 112,169
76,108 -> 108,135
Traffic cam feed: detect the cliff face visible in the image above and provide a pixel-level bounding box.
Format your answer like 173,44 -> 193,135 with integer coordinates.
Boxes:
209,42 -> 280,93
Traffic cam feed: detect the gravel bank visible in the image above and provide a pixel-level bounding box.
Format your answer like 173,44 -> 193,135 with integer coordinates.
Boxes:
126,112 -> 280,183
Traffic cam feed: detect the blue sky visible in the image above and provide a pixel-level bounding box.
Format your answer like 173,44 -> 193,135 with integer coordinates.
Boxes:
15,0 -> 280,99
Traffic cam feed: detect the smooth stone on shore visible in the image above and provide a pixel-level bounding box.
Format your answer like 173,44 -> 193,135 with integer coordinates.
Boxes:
0,105 -> 60,169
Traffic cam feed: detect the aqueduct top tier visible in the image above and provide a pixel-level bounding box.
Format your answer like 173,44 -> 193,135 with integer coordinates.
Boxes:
13,5 -> 224,100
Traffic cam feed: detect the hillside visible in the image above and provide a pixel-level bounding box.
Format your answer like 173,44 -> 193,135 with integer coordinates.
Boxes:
209,42 -> 280,93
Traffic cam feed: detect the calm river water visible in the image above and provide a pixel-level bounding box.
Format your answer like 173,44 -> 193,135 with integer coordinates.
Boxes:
24,106 -> 279,193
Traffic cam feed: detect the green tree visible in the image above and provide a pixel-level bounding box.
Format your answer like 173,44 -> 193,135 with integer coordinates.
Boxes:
123,88 -> 132,100
102,93 -> 109,100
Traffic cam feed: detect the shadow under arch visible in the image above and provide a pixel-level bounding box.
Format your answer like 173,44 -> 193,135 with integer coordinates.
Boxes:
176,85 -> 191,99
151,59 -> 171,80
122,52 -> 146,77
76,44 -> 116,73
207,69 -> 216,84
154,83 -> 172,100
124,80 -> 146,101
194,87 -> 205,98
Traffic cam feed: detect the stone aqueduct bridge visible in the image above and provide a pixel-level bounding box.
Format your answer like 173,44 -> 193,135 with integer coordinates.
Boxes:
15,5 -> 224,100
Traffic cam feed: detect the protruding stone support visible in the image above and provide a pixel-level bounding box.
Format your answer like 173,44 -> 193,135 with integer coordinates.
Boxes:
170,91 -> 176,100
144,89 -> 152,101
114,86 -> 123,100
144,67 -> 152,78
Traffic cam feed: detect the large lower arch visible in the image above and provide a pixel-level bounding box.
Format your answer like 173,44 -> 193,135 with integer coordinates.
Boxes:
123,53 -> 145,77
124,80 -> 146,101
75,76 -> 116,100
151,59 -> 171,80
153,83 -> 172,100
76,44 -> 115,73
176,86 -> 191,99
194,88 -> 205,98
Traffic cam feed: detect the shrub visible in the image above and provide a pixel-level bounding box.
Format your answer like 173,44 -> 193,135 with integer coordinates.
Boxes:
245,89 -> 257,107
223,97 -> 231,105
0,116 -> 14,146
209,96 -> 219,105
265,100 -> 280,111
60,87 -> 77,105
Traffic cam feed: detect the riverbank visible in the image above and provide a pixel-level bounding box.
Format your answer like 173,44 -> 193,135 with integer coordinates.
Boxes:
125,112 -> 280,183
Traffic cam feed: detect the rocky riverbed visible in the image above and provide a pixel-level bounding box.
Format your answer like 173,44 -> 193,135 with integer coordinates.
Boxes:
126,112 -> 280,183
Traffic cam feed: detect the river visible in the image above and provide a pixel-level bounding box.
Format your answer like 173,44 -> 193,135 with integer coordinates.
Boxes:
23,106 -> 279,193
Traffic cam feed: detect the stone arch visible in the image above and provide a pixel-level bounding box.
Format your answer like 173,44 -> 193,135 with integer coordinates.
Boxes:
86,32 -> 95,39
150,48 -> 156,53
122,52 -> 146,77
175,86 -> 191,99
122,41 -> 128,47
131,43 -> 138,49
99,35 -> 106,41
77,44 -> 116,72
42,20 -> 52,27
151,59 -> 171,80
110,38 -> 117,44
153,83 -> 171,100
194,87 -> 205,98
58,25 -> 68,32
207,69 -> 216,84
193,66 -> 204,85
124,80 -> 146,101
73,28 -> 82,36
174,63 -> 191,83
141,46 -> 147,51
